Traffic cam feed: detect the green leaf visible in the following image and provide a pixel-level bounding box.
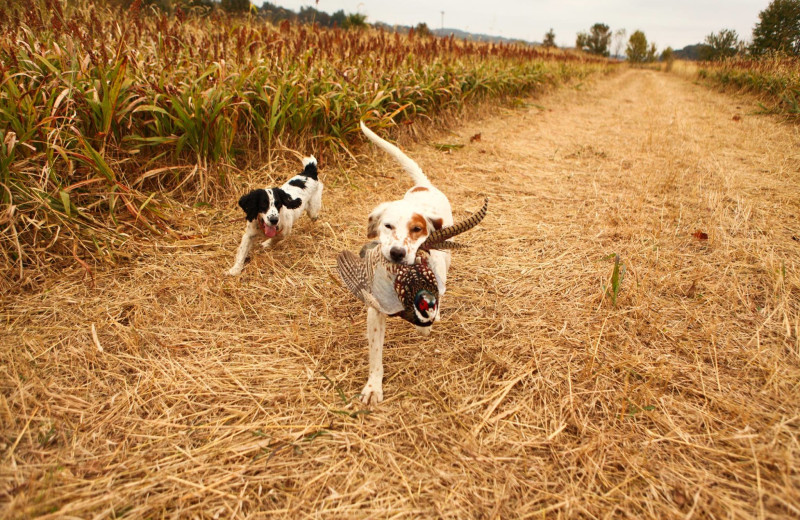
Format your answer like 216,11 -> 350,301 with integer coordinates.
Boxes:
302,429 -> 328,442
79,139 -> 116,182
433,143 -> 465,151
60,190 -> 71,218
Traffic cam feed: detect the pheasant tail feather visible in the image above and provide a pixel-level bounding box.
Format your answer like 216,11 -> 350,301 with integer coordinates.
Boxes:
433,240 -> 470,250
422,197 -> 488,250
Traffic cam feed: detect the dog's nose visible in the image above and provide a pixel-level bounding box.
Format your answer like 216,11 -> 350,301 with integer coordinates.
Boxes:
268,216 -> 279,225
389,246 -> 406,263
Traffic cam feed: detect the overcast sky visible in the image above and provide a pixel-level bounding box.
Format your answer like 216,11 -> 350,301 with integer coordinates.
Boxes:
263,0 -> 768,51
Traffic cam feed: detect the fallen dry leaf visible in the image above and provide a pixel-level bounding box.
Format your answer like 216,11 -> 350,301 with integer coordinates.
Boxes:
693,230 -> 709,240
673,488 -> 687,507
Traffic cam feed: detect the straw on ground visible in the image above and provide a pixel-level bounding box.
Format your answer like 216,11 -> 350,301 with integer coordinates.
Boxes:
1,68 -> 799,518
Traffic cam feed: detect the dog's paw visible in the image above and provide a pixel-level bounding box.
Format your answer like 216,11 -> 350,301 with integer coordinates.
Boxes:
227,266 -> 243,276
260,239 -> 273,249
360,383 -> 383,405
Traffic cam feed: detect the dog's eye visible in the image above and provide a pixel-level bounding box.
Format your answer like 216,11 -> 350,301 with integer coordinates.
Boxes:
411,226 -> 422,233
384,224 -> 394,230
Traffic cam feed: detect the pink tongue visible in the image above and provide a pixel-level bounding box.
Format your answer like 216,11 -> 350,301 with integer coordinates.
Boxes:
263,225 -> 277,238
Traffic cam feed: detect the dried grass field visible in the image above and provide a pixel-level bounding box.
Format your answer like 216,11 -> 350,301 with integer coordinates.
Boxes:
3,68 -> 800,518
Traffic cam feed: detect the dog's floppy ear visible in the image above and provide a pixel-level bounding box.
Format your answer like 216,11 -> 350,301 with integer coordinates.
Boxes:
426,216 -> 444,231
272,188 -> 302,210
238,189 -> 269,221
366,202 -> 390,239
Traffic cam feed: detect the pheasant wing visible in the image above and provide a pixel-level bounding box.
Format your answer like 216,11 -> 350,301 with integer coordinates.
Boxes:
337,250 -> 402,314
336,251 -> 368,301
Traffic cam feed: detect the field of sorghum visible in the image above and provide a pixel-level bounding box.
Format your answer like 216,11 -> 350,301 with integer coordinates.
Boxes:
697,55 -> 800,115
0,0 -> 612,283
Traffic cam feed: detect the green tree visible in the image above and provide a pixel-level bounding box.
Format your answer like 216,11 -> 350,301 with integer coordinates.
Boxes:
576,23 -> 612,56
331,10 -> 347,28
703,29 -> 741,60
184,0 -> 215,10
576,32 -> 587,50
543,28 -> 556,48
626,30 -> 649,63
647,42 -> 658,62
414,22 -> 433,38
343,12 -> 367,29
298,6 -> 324,24
221,0 -> 249,12
661,46 -> 675,71
751,0 -> 800,56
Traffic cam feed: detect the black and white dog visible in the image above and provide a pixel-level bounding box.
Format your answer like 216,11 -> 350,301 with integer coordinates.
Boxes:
227,156 -> 323,275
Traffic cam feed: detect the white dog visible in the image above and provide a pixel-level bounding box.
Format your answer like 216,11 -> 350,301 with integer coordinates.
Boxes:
227,156 -> 323,276
359,122 -> 453,405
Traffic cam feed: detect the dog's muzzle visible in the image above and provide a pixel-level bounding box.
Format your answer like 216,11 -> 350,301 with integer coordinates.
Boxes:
389,246 -> 406,263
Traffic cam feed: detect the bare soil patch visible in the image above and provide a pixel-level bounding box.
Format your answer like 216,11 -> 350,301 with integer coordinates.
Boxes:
2,69 -> 799,518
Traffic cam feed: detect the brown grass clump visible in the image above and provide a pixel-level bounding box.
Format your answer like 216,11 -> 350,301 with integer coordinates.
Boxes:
2,69 -> 800,518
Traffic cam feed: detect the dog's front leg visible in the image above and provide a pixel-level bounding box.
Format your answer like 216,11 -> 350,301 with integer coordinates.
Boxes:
361,306 -> 386,405
228,220 -> 260,276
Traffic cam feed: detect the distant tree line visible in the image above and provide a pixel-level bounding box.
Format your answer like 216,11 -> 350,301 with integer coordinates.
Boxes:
105,0 -> 216,12
569,23 -> 658,64
693,0 -> 799,60
566,0 -> 799,63
102,0 -> 369,28
260,2 -> 367,29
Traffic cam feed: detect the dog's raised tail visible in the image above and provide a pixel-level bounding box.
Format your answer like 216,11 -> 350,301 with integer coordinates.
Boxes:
360,121 -> 430,188
300,155 -> 318,180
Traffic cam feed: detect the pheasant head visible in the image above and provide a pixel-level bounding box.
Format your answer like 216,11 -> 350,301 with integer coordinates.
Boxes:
393,250 -> 439,327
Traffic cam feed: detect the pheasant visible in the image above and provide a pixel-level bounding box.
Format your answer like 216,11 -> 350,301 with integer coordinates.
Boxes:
337,197 -> 488,327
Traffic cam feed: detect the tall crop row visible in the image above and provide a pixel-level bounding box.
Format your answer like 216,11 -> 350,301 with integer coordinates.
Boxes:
697,56 -> 800,115
0,0 -> 613,281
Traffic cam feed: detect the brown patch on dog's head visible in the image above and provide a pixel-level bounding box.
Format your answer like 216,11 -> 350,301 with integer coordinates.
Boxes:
367,214 -> 379,239
429,218 -> 443,231
366,202 -> 390,239
407,213 -> 429,242
367,217 -> 378,238
410,186 -> 429,193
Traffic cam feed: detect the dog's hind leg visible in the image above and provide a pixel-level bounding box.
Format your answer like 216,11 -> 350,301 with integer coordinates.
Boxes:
306,183 -> 323,221
228,220 -> 260,276
360,306 -> 386,405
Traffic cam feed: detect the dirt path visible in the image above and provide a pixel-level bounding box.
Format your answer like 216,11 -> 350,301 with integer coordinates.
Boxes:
3,69 -> 800,518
